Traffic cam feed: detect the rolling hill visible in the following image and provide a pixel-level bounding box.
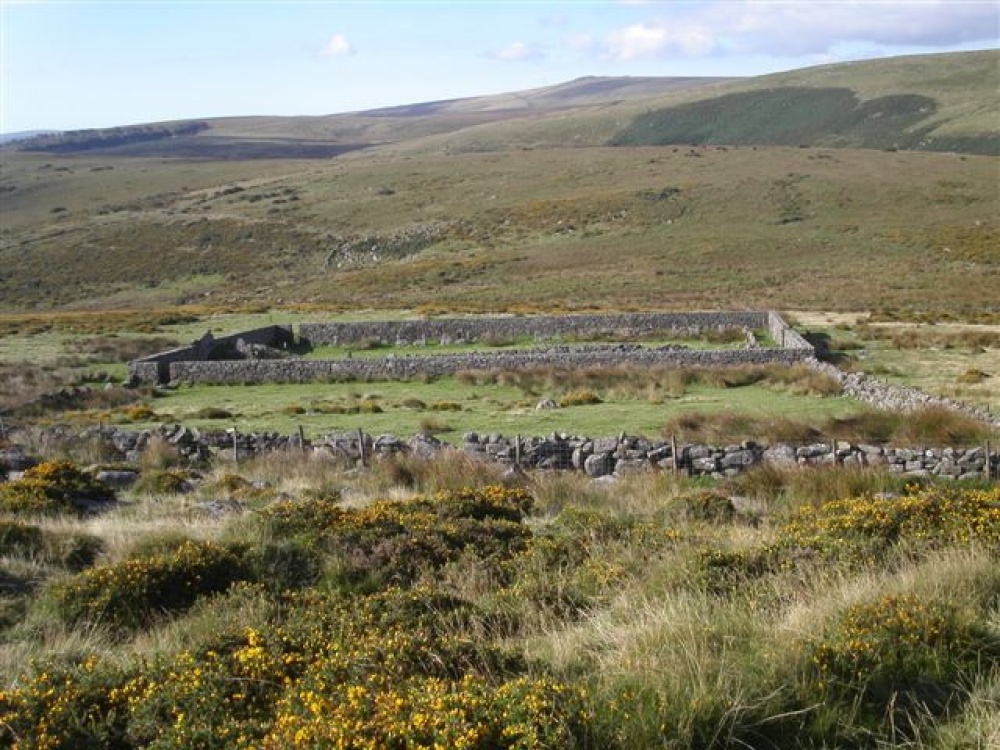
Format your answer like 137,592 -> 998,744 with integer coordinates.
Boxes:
0,50 -> 997,317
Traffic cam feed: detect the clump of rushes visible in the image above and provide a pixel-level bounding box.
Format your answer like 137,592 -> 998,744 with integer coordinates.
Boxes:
123,403 -> 157,422
559,388 -> 602,407
0,460 -> 114,515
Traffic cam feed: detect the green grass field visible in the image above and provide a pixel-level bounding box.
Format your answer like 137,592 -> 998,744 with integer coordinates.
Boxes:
129,377 -> 854,441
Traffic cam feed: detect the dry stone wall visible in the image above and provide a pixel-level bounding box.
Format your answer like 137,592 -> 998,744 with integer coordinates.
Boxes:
128,312 -> 812,385
6,424 -> 995,482
810,360 -> 1000,430
299,311 -> 778,347
129,325 -> 294,384
166,345 -> 813,384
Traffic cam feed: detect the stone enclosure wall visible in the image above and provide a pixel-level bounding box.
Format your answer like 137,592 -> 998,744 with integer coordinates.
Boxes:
8,424 -> 994,483
128,312 -> 813,385
129,325 -> 295,384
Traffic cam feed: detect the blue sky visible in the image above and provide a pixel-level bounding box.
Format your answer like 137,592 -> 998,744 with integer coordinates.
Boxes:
1,1 -> 997,133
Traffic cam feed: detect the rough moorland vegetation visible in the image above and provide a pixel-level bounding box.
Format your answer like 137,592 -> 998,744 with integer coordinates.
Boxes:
1,447 -> 998,748
1,51 -> 996,315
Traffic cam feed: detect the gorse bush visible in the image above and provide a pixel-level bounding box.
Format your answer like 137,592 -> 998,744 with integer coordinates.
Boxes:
778,485 -> 1000,555
807,594 -> 999,726
4,474 -> 1000,749
3,587 -> 592,749
263,673 -> 588,750
258,497 -> 345,538
0,656 -> 135,750
257,487 -> 533,586
559,388 -> 602,407
123,404 -> 157,422
0,460 -> 114,515
48,540 -> 252,630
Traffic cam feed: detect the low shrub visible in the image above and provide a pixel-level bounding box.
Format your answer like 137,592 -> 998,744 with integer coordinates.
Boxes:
559,388 -> 602,407
263,673 -> 589,749
957,368 -> 990,384
134,468 -> 192,495
193,406 -> 234,420
258,497 -> 346,539
430,400 -> 463,411
123,403 -> 157,422
47,539 -> 253,630
778,485 -> 1000,557
0,656 -> 135,750
358,399 -> 384,414
806,594 -> 998,725
259,487 -> 533,587
0,461 -> 114,515
419,415 -> 453,434
0,520 -> 103,571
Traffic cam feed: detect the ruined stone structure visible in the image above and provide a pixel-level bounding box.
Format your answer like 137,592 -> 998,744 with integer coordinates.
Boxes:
128,311 -> 812,385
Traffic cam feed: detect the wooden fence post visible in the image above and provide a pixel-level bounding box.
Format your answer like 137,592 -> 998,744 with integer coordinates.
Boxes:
671,435 -> 679,475
298,425 -> 306,454
358,428 -> 367,468
514,434 -> 522,468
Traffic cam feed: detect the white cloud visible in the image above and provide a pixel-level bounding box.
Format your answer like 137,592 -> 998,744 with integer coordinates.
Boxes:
595,1 -> 998,62
603,22 -> 714,60
715,1 -> 998,55
319,33 -> 355,58
489,41 -> 547,62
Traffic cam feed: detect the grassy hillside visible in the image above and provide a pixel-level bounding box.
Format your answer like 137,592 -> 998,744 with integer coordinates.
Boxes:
0,50 -> 996,316
1,145 -> 996,317
407,50 -> 999,155
9,76 -> 732,160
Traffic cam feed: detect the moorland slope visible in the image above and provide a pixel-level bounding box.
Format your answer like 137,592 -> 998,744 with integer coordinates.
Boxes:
1,50 -> 996,317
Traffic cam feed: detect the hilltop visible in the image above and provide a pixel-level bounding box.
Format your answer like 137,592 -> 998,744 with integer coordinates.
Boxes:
11,50 -> 998,159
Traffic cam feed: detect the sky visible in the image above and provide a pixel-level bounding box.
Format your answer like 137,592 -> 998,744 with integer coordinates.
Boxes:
1,0 -> 997,134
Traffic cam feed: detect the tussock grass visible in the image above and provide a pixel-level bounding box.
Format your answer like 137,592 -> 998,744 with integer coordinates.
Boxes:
364,448 -> 509,495
724,463 -> 905,507
666,404 -> 996,446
